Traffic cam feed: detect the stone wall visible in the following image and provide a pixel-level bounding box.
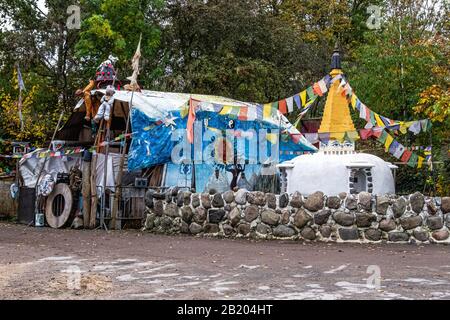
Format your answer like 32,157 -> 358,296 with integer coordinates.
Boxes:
143,189 -> 450,244
0,179 -> 17,218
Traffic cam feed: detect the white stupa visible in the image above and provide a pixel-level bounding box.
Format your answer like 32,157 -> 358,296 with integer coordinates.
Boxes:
278,46 -> 397,196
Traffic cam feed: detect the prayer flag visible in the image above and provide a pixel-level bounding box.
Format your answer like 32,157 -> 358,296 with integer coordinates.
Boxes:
300,91 -> 307,108
263,103 -> 272,119
286,96 -> 294,113
279,99 -> 287,114
238,106 -> 248,120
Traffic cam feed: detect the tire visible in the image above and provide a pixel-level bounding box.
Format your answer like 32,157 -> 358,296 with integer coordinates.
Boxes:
45,183 -> 73,228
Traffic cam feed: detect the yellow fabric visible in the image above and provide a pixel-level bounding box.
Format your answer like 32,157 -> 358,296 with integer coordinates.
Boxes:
219,105 -> 232,115
318,69 -> 356,135
384,134 -> 394,152
83,80 -> 95,119
263,103 -> 272,119
300,90 -> 307,107
351,94 -> 357,110
374,113 -> 384,127
417,156 -> 424,169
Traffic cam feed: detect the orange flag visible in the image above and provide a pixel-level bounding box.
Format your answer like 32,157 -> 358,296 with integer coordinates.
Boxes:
279,99 -> 287,114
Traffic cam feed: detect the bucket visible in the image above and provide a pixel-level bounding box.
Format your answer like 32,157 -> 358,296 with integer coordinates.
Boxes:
35,213 -> 44,227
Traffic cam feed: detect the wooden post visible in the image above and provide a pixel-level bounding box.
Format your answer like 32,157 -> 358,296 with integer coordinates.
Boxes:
81,151 -> 91,228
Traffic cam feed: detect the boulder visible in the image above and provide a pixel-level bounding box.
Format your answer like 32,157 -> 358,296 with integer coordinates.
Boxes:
410,192 -> 425,213
180,221 -> 189,234
153,200 -> 164,216
432,229 -> 449,241
144,213 -> 156,230
375,196 -> 390,215
244,206 -> 259,222
388,232 -> 409,242
204,223 -> 220,234
392,197 -> 407,218
201,193 -> 211,209
338,192 -> 347,199
365,228 -> 382,241
427,200 -> 438,215
413,229 -> 429,242
165,203 -> 180,218
229,207 -> 241,226
261,209 -> 279,226
326,196 -> 341,209
265,193 -> 277,209
280,209 -> 290,224
358,192 -> 372,211
176,191 -> 184,207
356,212 -> 377,228
345,195 -> 357,210
71,217 -> 83,229
237,223 -> 251,235
333,211 -> 355,226
314,209 -> 331,225
400,215 -> 423,230
189,222 -> 203,234
222,190 -> 235,203
300,227 -> 316,240
235,189 -> 248,205
222,224 -> 234,236
181,206 -> 193,223
208,209 -> 226,223
256,223 -> 271,235
427,216 -> 443,230
212,193 -> 224,207
379,219 -> 396,232
191,194 -> 200,208
193,207 -> 207,224
160,216 -> 173,230
293,209 -> 312,228
320,225 -> 332,238
304,191 -> 324,212
273,225 -> 296,238
338,227 -> 359,240
289,191 -> 303,208
248,191 -> 266,206
183,191 -> 192,205
144,190 -> 154,208
441,197 -> 450,214
279,193 -> 289,208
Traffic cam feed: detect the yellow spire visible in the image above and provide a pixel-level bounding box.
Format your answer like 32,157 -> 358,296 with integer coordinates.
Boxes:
318,46 -> 355,140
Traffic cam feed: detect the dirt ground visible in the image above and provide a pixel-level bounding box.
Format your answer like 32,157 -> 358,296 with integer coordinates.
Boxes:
0,222 -> 449,300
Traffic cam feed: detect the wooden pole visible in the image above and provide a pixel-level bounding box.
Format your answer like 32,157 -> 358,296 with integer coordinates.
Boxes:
81,151 -> 91,228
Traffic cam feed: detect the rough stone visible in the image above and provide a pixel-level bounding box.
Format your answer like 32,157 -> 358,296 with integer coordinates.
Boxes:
365,228 -> 382,241
204,223 -> 220,234
413,229 -> 429,242
222,224 -> 234,236
356,212 -> 376,228
400,215 -> 423,230
176,191 -> 184,207
410,192 -> 425,213
326,196 -> 341,209
265,193 -> 277,209
273,225 -> 296,238
152,191 -> 166,200
201,193 -> 211,209
223,190 -> 235,204
427,216 -> 443,230
208,209 -> 226,223
304,191 -> 324,212
237,223 -> 251,235
345,195 -> 357,210
189,222 -> 202,234
338,192 -> 347,199
244,206 -> 258,222
432,229 -> 449,241
441,197 -> 450,214
289,191 -> 303,208
144,213 -> 156,230
183,191 -> 192,205
427,200 -> 438,215
193,207 -> 207,224
293,209 -> 312,228
392,197 -> 407,218
379,219 -> 396,232
280,209 -> 290,224
248,191 -> 266,206
181,206 -> 193,223
145,190 -> 154,208
300,227 -> 316,240
212,193 -> 224,207
71,217 -> 83,229
314,209 -> 331,225
358,192 -> 372,211
320,225 -> 332,238
191,194 -> 200,208
153,200 -> 164,216
388,232 -> 410,242
376,196 -> 390,215
279,193 -> 289,208
256,223 -> 271,235
229,207 -> 241,226
338,227 -> 359,240
333,211 -> 356,226
261,209 -> 279,226
160,216 -> 173,230
180,221 -> 189,233
235,189 -> 248,205
165,203 -> 180,218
